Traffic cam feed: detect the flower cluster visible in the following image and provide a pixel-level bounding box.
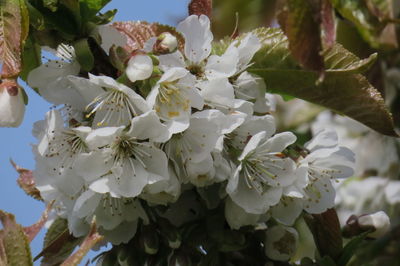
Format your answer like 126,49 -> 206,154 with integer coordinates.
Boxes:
28,15 -> 355,249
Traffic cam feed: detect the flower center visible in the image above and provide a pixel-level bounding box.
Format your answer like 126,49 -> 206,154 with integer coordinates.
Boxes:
86,89 -> 139,126
155,83 -> 190,119
241,150 -> 286,194
46,130 -> 88,174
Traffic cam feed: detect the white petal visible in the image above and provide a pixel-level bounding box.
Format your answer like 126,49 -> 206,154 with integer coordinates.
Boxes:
306,128 -> 339,151
198,78 -> 235,107
158,51 -> 185,71
96,25 -> 127,53
230,33 -> 261,72
74,150 -> 112,182
225,197 -> 260,229
27,60 -> 80,92
384,180 -> 400,204
126,54 -> 153,82
73,190 -> 102,218
259,132 -> 296,152
85,126 -> 124,149
127,111 -> 171,142
238,131 -> 267,161
165,118 -> 190,134
229,173 -> 283,214
109,159 -> 149,198
99,220 -> 138,245
177,15 -> 212,64
271,198 -> 303,226
158,67 -> 189,83
89,176 -> 112,194
205,49 -> 238,80
304,178 -> 335,214
89,74 -> 150,113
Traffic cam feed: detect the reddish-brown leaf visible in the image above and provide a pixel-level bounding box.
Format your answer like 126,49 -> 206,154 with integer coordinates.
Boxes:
321,0 -> 336,48
278,0 -> 325,74
304,208 -> 343,260
10,159 -> 42,201
23,203 -> 53,242
188,0 -> 213,18
0,0 -> 29,78
112,21 -> 184,54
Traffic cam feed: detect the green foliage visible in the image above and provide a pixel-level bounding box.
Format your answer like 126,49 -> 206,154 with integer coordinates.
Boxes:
36,218 -> 83,265
249,27 -> 397,136
337,231 -> 370,266
74,38 -> 94,71
20,35 -> 41,81
0,211 -> 33,266
330,0 -> 398,49
79,0 -> 111,22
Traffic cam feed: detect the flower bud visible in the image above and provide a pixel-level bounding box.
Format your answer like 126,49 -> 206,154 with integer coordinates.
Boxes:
126,54 -> 153,82
168,251 -> 191,266
0,79 -> 25,127
343,211 -> 391,239
358,211 -> 390,238
153,32 -> 178,54
139,225 -> 159,255
264,225 -> 299,261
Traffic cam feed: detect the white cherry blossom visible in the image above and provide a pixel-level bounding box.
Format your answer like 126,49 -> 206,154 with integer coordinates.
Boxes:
86,74 -> 150,127
147,67 -> 203,134
227,131 -> 297,214
300,129 -> 355,214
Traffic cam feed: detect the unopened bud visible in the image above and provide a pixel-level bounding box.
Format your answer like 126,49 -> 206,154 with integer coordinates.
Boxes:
139,225 -> 159,255
0,79 -> 25,127
359,211 -> 390,238
126,54 -> 153,82
153,32 -> 178,54
264,225 -> 299,261
158,218 -> 181,249
169,251 -> 191,266
343,211 -> 391,239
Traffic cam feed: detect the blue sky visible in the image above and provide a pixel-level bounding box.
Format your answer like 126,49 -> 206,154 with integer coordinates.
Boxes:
0,0 -> 188,264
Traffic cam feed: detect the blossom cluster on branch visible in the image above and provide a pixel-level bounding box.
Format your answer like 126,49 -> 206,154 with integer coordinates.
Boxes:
26,14 -> 356,259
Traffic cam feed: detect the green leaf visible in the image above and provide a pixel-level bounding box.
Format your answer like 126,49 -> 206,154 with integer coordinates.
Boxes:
0,0 -> 29,78
330,0 -> 398,49
20,35 -> 41,81
26,2 -> 45,30
92,8 -> 116,24
0,210 -> 33,266
249,27 -> 397,136
322,44 -> 377,74
278,0 -> 325,73
79,0 -> 111,21
60,0 -> 81,28
73,38 -> 94,72
318,256 -> 337,266
337,231 -> 370,266
35,218 -> 82,264
33,1 -> 80,38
